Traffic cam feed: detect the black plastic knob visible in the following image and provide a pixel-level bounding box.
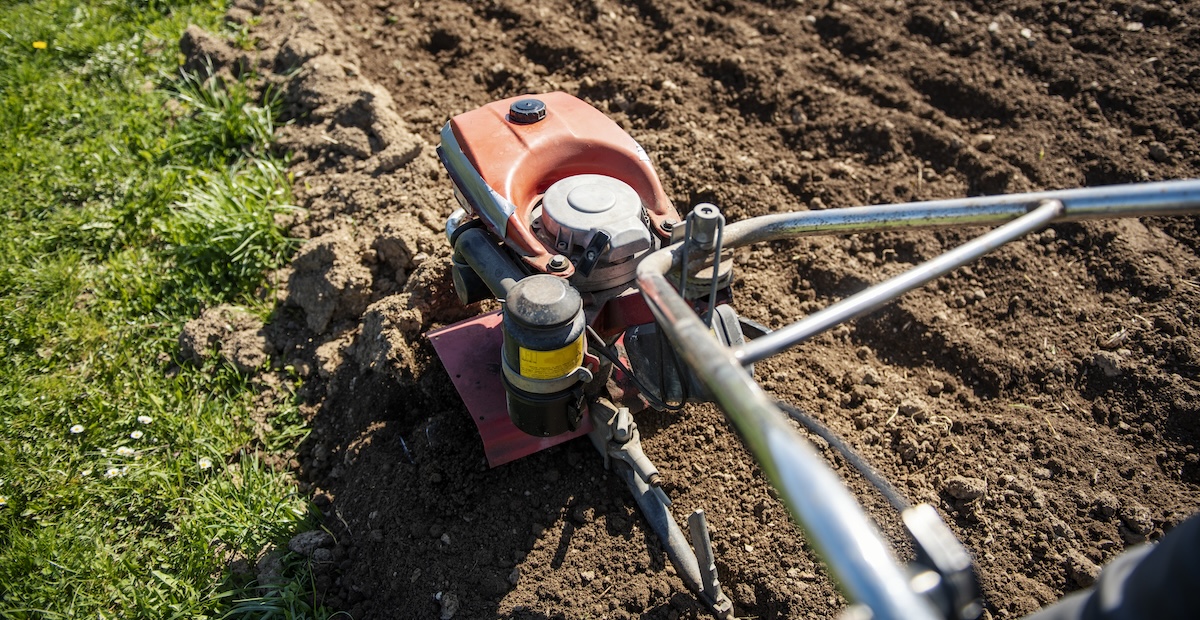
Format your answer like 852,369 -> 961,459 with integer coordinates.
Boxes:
509,98 -> 547,124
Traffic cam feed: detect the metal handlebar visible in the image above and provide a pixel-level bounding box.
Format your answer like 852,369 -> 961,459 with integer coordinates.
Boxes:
634,179 -> 1200,620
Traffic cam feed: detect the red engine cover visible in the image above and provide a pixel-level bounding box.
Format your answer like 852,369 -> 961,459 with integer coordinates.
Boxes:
447,92 -> 681,272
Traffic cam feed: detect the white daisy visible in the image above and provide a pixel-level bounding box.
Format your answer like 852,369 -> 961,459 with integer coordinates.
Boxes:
137,415 -> 153,425
198,457 -> 213,470
116,446 -> 135,457
129,430 -> 144,440
104,467 -> 123,478
70,424 -> 85,434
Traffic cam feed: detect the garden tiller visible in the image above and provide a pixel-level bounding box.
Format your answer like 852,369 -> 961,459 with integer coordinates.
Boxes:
425,92 -> 1200,620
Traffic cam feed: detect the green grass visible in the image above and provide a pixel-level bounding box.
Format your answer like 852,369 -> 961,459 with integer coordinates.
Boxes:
0,1 -> 328,618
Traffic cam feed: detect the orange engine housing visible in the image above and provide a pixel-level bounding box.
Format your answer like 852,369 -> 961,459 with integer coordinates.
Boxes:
439,92 -> 681,276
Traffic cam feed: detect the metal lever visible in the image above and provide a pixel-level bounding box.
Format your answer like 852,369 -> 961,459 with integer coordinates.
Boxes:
689,510 -> 734,618
587,399 -> 734,618
588,401 -> 669,505
577,230 -> 611,277
609,408 -> 670,507
903,504 -> 981,620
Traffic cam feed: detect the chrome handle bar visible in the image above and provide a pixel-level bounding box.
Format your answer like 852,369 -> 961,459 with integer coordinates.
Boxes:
635,179 -> 1200,620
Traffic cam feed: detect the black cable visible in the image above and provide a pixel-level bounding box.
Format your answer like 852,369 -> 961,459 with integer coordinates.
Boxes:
775,400 -> 911,513
586,326 -> 686,412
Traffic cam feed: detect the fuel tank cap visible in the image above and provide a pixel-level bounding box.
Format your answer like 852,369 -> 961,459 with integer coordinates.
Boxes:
509,98 -> 547,124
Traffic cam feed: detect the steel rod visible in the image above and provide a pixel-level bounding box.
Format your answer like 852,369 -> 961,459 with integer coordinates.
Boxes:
634,178 -> 1200,620
636,267 -> 943,620
736,199 -> 1064,365
719,178 -> 1200,249
688,510 -> 725,605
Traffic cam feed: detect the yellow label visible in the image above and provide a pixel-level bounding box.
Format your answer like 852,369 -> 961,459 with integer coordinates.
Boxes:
519,337 -> 584,380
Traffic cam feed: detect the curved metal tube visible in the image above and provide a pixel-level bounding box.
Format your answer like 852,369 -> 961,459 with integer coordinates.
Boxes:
453,227 -> 526,299
437,123 -> 519,241
737,200 -> 1064,365
638,266 -> 941,620
634,179 -> 1200,619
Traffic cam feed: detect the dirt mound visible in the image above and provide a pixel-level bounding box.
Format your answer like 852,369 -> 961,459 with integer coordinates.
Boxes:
179,304 -> 273,373
181,0 -> 1200,618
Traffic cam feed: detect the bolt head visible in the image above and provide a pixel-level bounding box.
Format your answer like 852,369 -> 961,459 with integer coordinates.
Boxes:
548,254 -> 569,271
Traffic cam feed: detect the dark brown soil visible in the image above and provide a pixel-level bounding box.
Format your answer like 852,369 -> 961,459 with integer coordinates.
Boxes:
193,0 -> 1200,618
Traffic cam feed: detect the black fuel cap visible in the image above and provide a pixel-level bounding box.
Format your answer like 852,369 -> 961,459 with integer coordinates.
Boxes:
509,98 -> 547,124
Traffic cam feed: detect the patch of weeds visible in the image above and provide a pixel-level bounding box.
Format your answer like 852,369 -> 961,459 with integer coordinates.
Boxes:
170,157 -> 301,296
222,552 -> 344,620
172,67 -> 280,165
229,16 -> 265,52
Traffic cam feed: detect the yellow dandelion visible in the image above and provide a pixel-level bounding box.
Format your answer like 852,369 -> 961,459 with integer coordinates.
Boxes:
33,41 -> 47,50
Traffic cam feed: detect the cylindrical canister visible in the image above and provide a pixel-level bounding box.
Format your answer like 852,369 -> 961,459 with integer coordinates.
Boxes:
501,274 -> 587,436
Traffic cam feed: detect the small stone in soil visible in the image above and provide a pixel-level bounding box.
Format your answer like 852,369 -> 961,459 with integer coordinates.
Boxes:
288,530 -> 334,556
945,475 -> 987,500
899,399 -> 928,422
439,592 -> 459,620
1065,550 -> 1101,587
1121,503 -> 1154,535
1148,141 -> 1170,163
1092,351 -> 1124,377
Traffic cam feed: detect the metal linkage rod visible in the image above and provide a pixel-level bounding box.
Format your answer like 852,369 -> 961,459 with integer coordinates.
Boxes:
634,178 -> 1200,620
636,264 -> 942,620
717,178 -> 1200,249
736,199 -> 1064,365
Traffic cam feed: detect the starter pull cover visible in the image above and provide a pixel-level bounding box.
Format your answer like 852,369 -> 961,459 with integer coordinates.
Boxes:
540,174 -> 652,290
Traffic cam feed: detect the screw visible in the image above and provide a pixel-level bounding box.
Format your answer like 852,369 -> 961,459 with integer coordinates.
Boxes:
661,219 -> 677,232
548,255 -> 569,272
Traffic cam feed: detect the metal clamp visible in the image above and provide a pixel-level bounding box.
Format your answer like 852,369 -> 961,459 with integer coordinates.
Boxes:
588,400 -> 670,507
903,505 -> 981,620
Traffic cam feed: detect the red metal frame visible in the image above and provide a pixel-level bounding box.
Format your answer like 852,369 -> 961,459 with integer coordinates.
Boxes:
427,311 -> 593,467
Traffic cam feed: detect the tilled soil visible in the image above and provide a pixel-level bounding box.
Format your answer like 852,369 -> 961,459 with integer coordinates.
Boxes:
193,0 -> 1199,618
